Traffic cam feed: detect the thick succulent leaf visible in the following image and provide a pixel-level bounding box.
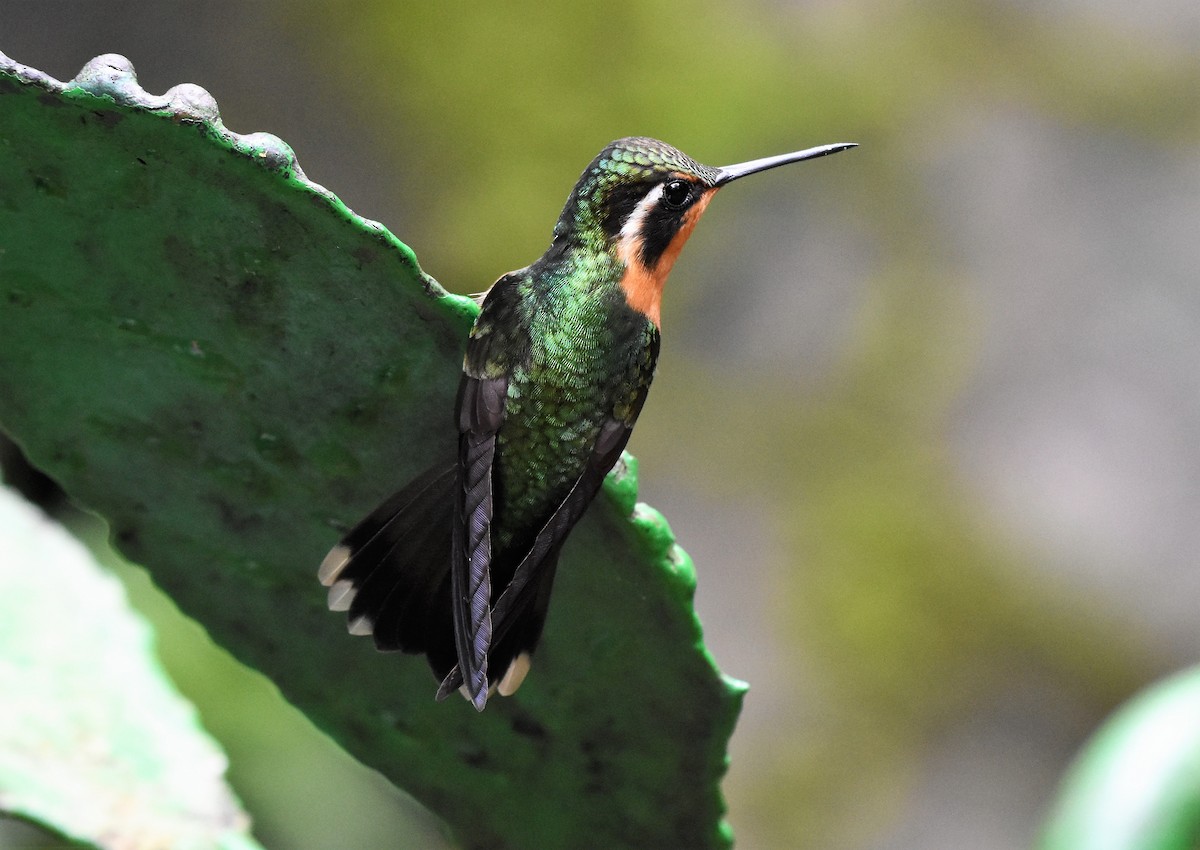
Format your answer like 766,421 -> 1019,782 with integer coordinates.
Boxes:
0,53 -> 744,849
1039,666 -> 1200,850
0,485 -> 262,850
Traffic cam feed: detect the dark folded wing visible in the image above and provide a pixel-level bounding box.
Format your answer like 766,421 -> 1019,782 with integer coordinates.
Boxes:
436,415 -> 634,699
451,373 -> 508,711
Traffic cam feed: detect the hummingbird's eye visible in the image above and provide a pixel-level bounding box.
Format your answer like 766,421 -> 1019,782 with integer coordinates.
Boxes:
661,179 -> 692,209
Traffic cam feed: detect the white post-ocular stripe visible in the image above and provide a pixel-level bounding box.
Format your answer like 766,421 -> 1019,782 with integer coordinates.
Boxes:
616,183 -> 665,267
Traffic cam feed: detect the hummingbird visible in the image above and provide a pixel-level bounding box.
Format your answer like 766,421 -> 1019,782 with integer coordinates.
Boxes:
319,136 -> 855,711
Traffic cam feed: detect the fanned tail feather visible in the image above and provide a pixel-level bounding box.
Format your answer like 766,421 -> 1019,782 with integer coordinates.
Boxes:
320,413 -> 631,708
318,464 -> 459,679
320,458 -> 561,707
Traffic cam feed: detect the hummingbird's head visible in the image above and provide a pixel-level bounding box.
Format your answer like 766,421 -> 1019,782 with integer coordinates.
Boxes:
554,137 -> 718,265
553,136 -> 855,326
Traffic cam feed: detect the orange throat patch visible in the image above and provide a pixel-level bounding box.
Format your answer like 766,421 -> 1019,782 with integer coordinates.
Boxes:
617,190 -> 715,327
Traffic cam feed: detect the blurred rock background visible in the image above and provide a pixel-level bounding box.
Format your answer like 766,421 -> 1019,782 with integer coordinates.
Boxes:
3,1 -> 1198,847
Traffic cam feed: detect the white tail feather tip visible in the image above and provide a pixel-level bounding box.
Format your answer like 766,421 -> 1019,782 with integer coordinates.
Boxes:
347,615 -> 374,636
317,544 -> 351,586
497,652 -> 532,697
326,579 -> 356,612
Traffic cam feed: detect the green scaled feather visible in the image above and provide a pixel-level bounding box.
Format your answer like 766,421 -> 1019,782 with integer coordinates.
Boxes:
0,52 -> 745,850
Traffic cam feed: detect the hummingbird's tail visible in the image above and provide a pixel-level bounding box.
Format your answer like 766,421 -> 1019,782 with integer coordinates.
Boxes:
318,464 -> 459,680
318,464 -> 559,701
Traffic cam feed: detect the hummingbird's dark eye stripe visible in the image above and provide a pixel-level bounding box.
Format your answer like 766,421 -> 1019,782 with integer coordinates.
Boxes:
599,181 -> 652,237
615,183 -> 667,266
638,214 -> 686,269
611,180 -> 701,270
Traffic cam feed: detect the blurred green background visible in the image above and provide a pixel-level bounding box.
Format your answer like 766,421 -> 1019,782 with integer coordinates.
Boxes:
3,1 -> 1198,847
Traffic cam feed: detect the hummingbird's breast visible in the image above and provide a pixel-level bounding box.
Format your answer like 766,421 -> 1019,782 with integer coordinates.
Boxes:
490,271 -> 656,551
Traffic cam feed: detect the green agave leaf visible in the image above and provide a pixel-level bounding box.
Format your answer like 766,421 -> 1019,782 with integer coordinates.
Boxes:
0,52 -> 744,849
0,485 -> 262,850
1040,666 -> 1200,850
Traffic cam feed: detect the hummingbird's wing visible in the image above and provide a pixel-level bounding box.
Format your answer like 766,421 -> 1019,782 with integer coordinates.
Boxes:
451,372 -> 508,710
435,414 -> 634,701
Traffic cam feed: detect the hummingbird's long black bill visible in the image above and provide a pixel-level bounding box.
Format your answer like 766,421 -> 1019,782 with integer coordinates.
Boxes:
714,142 -> 857,186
